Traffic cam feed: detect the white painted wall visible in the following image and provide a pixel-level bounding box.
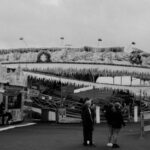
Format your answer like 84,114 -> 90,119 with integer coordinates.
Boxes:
96,76 -> 142,86
48,111 -> 56,121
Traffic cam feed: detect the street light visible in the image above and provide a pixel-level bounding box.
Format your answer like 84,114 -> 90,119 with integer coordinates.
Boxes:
19,37 -> 28,47
126,41 -> 136,53
60,37 -> 64,47
131,42 -> 136,45
97,38 -> 102,47
19,37 -> 28,68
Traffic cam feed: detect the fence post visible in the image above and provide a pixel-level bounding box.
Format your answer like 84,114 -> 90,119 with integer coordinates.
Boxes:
140,112 -> 144,138
56,108 -> 59,123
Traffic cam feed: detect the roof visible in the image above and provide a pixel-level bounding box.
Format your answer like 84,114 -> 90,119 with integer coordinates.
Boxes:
4,88 -> 21,96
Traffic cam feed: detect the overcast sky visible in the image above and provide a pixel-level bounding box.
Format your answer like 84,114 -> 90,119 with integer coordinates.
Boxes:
0,0 -> 150,52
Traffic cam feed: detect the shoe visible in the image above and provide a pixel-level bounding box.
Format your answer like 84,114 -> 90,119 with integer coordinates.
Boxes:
107,143 -> 113,147
112,144 -> 120,148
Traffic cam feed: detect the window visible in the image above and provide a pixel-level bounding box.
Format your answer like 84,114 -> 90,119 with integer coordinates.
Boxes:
8,93 -> 22,109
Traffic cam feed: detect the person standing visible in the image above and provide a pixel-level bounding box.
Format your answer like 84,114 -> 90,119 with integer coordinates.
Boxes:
90,100 -> 96,145
0,102 -> 5,125
81,99 -> 94,146
111,102 -> 125,148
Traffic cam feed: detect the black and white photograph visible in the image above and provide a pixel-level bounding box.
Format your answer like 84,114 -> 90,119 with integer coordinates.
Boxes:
0,0 -> 150,149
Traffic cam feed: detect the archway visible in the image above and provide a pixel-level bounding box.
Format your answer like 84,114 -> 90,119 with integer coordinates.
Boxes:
37,50 -> 51,63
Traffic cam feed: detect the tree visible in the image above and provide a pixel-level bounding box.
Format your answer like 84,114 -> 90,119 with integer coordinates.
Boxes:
129,53 -> 142,65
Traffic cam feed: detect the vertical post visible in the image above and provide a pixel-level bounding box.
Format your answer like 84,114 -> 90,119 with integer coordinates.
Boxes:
19,37 -> 28,68
140,89 -> 144,138
134,106 -> 138,122
60,77 -> 62,101
128,105 -> 131,122
140,90 -> 142,113
96,106 -> 100,124
60,37 -> 64,47
5,96 -> 8,111
130,76 -> 132,86
140,79 -> 142,85
56,108 -> 59,123
21,90 -> 24,121
97,38 -> 102,47
30,95 -> 32,121
27,89 -> 32,121
92,86 -> 95,100
140,112 -> 144,138
120,76 -> 122,85
113,76 -> 115,84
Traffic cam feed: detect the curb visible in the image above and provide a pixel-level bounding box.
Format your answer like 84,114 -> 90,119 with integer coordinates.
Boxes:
0,123 -> 36,132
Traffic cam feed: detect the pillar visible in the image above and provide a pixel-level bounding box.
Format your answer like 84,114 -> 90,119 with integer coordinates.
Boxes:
121,76 -> 122,85
96,106 -> 100,124
134,106 -> 138,122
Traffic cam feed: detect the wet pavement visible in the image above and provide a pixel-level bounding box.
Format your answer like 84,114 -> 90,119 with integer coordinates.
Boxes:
0,122 -> 149,150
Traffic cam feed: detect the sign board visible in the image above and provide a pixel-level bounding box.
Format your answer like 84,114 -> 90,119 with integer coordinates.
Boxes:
58,108 -> 66,122
28,89 -> 40,97
143,111 -> 150,120
143,111 -> 150,132
48,111 -> 56,121
58,108 -> 66,117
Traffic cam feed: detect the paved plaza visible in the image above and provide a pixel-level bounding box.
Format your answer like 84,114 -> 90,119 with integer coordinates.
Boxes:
0,122 -> 150,150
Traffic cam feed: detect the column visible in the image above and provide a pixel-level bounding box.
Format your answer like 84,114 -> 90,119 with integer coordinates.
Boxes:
96,106 -> 100,124
134,106 -> 138,122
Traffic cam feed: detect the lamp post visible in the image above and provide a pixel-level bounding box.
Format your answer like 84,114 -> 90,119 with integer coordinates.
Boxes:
97,38 -> 102,47
131,42 -> 136,45
126,41 -> 136,53
97,39 -> 102,59
60,37 -> 64,47
19,37 -> 28,47
19,37 -> 28,68
139,89 -> 142,113
139,89 -> 144,138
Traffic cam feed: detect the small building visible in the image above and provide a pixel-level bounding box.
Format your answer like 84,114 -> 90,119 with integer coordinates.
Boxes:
0,65 -> 27,124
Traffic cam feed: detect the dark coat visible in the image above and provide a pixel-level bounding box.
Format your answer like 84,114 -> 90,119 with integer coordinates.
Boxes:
104,104 -> 113,126
0,103 -> 4,115
81,105 -> 93,131
91,105 -> 96,125
111,109 -> 125,129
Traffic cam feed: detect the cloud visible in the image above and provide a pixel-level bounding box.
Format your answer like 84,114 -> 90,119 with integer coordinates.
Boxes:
0,0 -> 150,52
38,0 -> 61,6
